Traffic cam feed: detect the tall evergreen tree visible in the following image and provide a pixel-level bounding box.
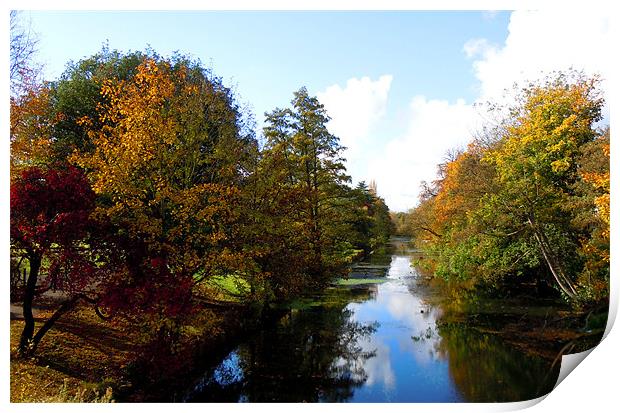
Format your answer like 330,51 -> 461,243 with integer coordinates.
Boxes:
258,87 -> 353,294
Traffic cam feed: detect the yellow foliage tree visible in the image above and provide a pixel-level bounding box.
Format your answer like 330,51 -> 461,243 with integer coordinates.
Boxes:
10,84 -> 54,179
71,58 -> 255,298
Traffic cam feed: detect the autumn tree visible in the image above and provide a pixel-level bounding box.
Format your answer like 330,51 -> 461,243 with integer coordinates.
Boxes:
241,141 -> 316,299
10,83 -> 55,181
409,72 -> 608,304
570,127 -> 610,303
10,64 -> 58,300
10,11 -> 53,181
482,74 -> 603,299
11,166 -> 110,356
47,47 -> 148,161
71,56 -> 258,327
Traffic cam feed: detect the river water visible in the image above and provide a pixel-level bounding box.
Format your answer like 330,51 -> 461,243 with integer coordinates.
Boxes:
182,238 -> 560,402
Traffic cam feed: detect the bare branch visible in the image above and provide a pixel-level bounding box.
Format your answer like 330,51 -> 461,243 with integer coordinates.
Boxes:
10,11 -> 41,96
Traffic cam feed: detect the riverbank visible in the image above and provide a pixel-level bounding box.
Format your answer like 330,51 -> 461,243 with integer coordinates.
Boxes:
10,299 -> 133,402
178,238 -> 594,402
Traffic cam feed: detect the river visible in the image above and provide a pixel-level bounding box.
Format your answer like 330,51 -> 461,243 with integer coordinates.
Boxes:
180,237 -> 561,402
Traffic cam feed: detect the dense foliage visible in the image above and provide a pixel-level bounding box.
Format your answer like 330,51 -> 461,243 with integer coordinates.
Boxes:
406,74 -> 609,306
245,89 -> 393,299
10,48 -> 393,355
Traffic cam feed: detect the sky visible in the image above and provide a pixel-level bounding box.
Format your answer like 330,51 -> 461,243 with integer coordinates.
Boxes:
18,8 -> 611,211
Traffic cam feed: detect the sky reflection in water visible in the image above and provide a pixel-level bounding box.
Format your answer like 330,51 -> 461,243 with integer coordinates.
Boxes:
184,249 -> 558,403
345,254 -> 462,402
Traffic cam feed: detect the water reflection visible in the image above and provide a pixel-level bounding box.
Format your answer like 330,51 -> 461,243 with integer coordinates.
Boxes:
345,254 -> 462,402
184,244 -> 559,402
436,324 -> 558,402
184,296 -> 379,402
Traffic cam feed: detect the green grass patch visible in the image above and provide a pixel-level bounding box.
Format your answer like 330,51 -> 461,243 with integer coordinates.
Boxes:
206,274 -> 251,298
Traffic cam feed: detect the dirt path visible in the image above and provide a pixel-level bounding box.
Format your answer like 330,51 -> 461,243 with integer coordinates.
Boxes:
10,290 -> 70,320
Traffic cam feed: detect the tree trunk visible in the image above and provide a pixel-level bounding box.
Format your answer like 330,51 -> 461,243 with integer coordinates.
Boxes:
18,253 -> 84,357
415,226 -> 442,238
18,253 -> 41,355
29,296 -> 80,354
527,217 -> 577,299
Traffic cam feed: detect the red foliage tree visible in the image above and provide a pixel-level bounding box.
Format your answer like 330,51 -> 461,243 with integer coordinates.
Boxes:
10,165 -> 106,356
11,165 -> 199,358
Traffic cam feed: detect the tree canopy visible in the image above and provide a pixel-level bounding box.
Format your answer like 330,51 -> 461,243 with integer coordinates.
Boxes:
10,49 -> 394,355
405,73 -> 608,305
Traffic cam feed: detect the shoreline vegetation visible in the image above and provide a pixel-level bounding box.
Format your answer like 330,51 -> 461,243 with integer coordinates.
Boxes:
10,240 -> 607,402
396,73 -> 609,308
10,42 -> 609,402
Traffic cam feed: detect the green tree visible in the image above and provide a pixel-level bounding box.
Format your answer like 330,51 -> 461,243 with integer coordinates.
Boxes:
347,182 -> 374,254
48,47 -> 145,161
256,87 -> 354,296
411,73 -> 607,303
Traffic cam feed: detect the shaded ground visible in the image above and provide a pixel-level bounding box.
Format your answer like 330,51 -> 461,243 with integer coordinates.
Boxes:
10,291 -> 258,403
10,298 -> 134,402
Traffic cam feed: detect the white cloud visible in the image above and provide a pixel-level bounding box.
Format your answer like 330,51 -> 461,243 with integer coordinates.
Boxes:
368,96 -> 483,212
358,340 -> 396,390
317,75 -> 393,163
463,38 -> 492,59
470,9 -> 610,103
314,10 -> 610,213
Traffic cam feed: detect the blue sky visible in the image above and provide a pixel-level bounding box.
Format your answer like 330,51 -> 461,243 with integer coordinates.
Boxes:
28,11 -> 509,119
23,10 -> 610,211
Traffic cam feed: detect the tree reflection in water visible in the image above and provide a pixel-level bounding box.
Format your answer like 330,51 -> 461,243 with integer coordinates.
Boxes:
434,323 -> 559,402
186,290 -> 378,402
184,241 -> 565,403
